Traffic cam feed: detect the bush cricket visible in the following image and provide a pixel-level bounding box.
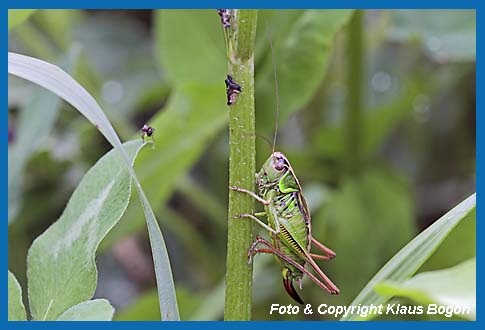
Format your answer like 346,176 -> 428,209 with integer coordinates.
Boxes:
229,32 -> 340,304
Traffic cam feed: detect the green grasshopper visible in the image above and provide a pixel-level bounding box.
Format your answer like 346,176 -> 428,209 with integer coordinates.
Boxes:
230,153 -> 340,303
229,34 -> 340,304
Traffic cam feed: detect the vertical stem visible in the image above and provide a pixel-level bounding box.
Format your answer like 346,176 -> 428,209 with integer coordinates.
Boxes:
224,10 -> 258,321
345,10 -> 364,176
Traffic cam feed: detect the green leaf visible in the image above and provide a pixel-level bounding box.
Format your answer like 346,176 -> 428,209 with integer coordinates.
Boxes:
56,299 -> 115,321
138,188 -> 180,321
155,10 -> 226,84
9,52 -> 179,320
102,82 -> 227,247
8,10 -> 36,30
375,258 -> 476,320
388,10 -> 476,62
256,10 -> 353,129
8,270 -> 27,321
27,141 -> 143,320
341,193 -> 476,320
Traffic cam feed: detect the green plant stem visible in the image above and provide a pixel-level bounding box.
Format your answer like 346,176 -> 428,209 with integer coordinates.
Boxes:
224,9 -> 258,321
345,10 -> 364,176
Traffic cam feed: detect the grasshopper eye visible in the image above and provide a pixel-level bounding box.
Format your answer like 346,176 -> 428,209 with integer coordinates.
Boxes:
274,158 -> 285,171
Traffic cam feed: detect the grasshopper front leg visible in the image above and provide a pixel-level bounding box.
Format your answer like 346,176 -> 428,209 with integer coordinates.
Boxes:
233,213 -> 278,234
230,186 -> 281,234
229,186 -> 271,205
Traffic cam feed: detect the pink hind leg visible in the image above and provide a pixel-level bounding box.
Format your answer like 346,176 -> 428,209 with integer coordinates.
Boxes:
311,237 -> 336,259
248,235 -> 339,295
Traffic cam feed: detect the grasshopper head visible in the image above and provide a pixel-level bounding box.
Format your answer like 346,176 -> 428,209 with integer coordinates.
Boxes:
257,152 -> 290,185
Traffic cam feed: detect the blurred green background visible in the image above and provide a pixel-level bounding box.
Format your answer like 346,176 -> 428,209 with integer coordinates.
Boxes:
8,10 -> 475,320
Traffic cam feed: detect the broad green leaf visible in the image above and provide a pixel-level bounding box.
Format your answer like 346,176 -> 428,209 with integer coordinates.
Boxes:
374,258 -> 476,320
27,141 -> 142,320
256,10 -> 353,129
8,10 -> 36,30
388,10 -> 476,62
102,82 -> 227,247
8,270 -> 27,321
155,10 -> 226,84
341,193 -> 476,320
57,299 -> 115,321
317,169 -> 414,304
8,48 -> 79,223
9,52 -> 179,320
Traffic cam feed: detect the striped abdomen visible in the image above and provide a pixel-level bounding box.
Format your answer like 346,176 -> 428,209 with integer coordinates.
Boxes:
266,191 -> 310,280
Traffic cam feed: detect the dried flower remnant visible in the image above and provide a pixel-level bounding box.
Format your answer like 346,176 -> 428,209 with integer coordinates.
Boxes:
141,124 -> 154,142
217,9 -> 232,28
225,75 -> 242,106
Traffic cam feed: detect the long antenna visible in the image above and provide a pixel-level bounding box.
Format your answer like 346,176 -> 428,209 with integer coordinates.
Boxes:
267,30 -> 279,155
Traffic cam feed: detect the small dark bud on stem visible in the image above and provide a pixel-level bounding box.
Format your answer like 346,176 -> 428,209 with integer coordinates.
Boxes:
217,9 -> 231,28
141,124 -> 154,142
225,75 -> 242,106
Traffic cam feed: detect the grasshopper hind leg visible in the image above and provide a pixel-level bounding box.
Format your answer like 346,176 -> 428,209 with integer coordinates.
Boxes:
248,241 -> 304,304
248,235 -> 339,300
